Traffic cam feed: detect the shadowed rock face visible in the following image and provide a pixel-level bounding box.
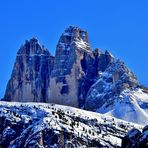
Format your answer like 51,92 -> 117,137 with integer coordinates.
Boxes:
85,59 -> 139,111
4,38 -> 54,102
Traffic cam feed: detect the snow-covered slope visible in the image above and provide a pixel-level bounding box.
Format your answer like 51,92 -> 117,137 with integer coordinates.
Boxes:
95,89 -> 148,125
0,101 -> 143,148
85,59 -> 148,125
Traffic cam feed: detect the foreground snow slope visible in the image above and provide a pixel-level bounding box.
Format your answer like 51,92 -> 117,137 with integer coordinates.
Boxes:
0,101 -> 143,148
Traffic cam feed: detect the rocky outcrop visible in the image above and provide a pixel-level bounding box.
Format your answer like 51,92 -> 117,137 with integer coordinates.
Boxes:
47,26 -> 96,107
4,38 -> 54,102
122,125 -> 148,148
94,48 -> 114,72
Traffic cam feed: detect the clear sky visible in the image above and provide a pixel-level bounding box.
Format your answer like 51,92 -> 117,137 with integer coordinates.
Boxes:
0,0 -> 148,98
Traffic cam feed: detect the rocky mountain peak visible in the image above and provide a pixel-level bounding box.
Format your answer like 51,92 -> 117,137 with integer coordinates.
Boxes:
47,26 -> 95,107
57,26 -> 90,52
4,38 -> 54,102
18,38 -> 49,56
63,26 -> 89,42
30,37 -> 38,43
105,50 -> 113,57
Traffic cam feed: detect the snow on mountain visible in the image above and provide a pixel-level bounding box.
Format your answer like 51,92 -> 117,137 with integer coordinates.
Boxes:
0,101 -> 143,148
4,38 -> 54,102
85,59 -> 148,125
99,89 -> 148,125
3,26 -> 148,126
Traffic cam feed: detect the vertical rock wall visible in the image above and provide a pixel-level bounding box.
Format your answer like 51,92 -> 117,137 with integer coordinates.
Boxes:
4,38 -> 54,102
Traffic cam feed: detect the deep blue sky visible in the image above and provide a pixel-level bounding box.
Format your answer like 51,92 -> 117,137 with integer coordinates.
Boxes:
0,0 -> 148,98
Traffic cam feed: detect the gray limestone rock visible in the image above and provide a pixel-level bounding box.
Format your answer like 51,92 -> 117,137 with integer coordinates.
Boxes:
47,26 -> 96,107
4,38 -> 54,102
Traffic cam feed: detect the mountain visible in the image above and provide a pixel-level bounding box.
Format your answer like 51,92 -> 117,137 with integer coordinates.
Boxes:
0,101 -> 146,148
3,26 -> 148,125
4,38 -> 54,102
85,59 -> 148,125
47,26 -> 96,107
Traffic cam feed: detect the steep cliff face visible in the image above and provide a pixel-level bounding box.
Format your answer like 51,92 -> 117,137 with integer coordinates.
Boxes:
47,26 -> 96,107
4,38 -> 54,102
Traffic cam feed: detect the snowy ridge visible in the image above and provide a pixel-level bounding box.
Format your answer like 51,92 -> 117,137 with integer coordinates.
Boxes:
0,101 -> 143,148
85,59 -> 148,125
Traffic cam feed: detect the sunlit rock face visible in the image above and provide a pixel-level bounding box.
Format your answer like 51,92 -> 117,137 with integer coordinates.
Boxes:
47,26 -> 96,107
4,38 -> 54,102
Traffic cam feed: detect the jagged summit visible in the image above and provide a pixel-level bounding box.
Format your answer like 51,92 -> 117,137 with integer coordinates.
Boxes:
63,26 -> 88,41
48,26 -> 95,107
58,26 -> 90,52
105,50 -> 114,58
17,37 -> 50,56
4,38 -> 54,102
29,37 -> 38,43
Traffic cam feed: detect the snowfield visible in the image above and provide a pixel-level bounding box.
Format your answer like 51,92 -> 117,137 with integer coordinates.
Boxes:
96,88 -> 148,125
0,101 -> 144,148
